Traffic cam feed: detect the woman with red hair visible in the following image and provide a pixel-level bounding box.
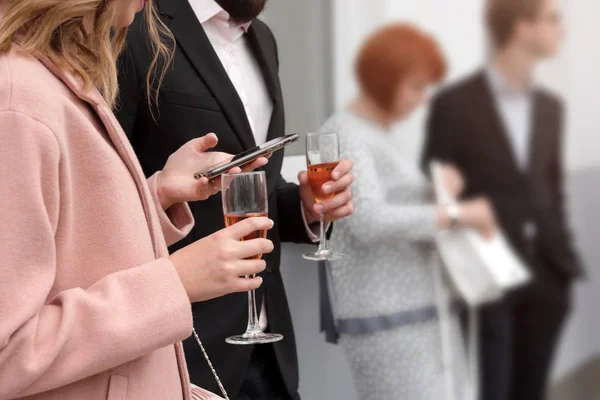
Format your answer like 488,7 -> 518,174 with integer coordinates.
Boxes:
319,24 -> 497,399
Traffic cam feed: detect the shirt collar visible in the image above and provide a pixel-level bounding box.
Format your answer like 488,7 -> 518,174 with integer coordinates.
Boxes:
486,64 -> 533,98
189,0 -> 252,33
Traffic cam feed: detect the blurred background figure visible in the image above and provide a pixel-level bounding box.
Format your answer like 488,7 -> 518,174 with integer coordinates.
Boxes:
422,0 -> 584,399
129,1 -> 599,399
317,23 -> 498,400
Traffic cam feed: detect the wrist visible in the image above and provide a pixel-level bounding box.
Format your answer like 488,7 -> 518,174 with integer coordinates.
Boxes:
168,253 -> 190,300
302,201 -> 319,225
158,189 -> 174,211
157,173 -> 175,211
445,203 -> 462,229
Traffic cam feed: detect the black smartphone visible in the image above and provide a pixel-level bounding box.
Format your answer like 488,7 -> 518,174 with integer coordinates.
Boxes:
193,133 -> 299,180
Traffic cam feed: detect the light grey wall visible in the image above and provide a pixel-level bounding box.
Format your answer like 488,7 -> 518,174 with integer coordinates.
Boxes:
261,2 -> 358,398
280,243 -> 359,400
260,0 -> 333,156
551,167 -> 600,385
263,1 -> 600,398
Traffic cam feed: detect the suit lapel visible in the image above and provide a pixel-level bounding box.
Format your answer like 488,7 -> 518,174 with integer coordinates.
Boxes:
528,91 -> 545,175
244,23 -> 286,193
246,23 -> 284,142
474,72 -> 524,177
159,0 -> 255,149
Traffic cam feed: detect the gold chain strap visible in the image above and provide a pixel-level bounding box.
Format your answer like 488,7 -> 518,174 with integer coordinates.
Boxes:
192,327 -> 230,400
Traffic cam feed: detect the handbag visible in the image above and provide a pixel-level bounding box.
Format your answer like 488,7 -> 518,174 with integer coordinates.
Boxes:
191,384 -> 225,400
430,161 -> 532,307
430,161 -> 532,400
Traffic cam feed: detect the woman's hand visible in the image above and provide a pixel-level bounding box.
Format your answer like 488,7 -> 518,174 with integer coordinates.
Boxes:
169,217 -> 275,303
459,198 -> 498,240
157,133 -> 269,210
441,164 -> 465,198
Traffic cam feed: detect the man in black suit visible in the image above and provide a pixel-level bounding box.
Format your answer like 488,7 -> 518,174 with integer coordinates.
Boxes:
116,0 -> 354,399
422,0 -> 583,399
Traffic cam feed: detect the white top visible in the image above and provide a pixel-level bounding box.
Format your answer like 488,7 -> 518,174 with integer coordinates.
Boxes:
485,65 -> 533,170
189,0 -> 273,145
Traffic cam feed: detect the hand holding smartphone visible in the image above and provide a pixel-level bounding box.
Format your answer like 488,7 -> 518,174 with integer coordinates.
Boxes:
193,134 -> 299,180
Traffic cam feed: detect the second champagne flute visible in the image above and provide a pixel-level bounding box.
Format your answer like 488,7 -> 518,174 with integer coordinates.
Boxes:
222,171 -> 283,345
302,132 -> 344,261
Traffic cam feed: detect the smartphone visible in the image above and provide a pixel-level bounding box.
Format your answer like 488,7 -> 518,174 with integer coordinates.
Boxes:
193,133 -> 299,180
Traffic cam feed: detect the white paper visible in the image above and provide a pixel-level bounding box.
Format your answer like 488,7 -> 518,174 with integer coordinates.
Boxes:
430,161 -> 531,306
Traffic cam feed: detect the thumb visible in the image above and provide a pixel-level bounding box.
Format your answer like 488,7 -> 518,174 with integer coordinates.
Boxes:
298,170 -> 308,185
191,133 -> 219,153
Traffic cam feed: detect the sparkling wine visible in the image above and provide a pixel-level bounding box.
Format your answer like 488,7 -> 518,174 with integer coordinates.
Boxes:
307,161 -> 340,203
224,212 -> 268,260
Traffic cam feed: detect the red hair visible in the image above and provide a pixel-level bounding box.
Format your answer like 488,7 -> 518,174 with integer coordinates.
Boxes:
356,23 -> 447,111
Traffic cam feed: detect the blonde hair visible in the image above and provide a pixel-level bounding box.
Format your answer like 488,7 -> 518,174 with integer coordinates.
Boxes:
0,0 -> 173,109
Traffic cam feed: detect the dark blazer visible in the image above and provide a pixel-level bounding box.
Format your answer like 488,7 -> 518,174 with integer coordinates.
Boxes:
115,0 -> 309,396
422,70 -> 583,281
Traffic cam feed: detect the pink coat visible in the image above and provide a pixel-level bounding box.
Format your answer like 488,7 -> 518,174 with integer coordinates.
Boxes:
0,44 -> 218,399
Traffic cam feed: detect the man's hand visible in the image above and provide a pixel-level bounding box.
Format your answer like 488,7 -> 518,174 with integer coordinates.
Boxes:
298,158 -> 355,225
157,133 -> 268,210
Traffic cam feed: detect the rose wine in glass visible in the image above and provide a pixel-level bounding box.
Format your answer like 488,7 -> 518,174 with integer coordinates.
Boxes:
302,132 -> 344,261
307,162 -> 340,202
222,172 -> 283,345
224,212 -> 269,249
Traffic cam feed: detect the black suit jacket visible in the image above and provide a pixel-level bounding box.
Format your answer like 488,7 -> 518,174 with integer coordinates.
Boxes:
115,0 -> 309,396
422,71 -> 583,282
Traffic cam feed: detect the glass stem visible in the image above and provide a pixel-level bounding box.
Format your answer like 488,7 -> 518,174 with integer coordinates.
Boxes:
246,275 -> 261,334
316,212 -> 329,253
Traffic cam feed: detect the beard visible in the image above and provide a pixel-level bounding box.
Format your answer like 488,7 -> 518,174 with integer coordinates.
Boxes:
215,0 -> 268,24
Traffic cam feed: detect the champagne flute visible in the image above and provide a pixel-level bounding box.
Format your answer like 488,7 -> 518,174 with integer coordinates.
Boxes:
302,132 -> 344,261
222,171 -> 283,345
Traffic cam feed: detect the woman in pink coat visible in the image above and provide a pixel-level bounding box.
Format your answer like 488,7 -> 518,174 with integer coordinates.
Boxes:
0,0 -> 274,399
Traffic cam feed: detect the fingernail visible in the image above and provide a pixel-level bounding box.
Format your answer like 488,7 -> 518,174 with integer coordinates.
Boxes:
269,219 -> 275,227
209,133 -> 217,140
332,172 -> 341,180
315,204 -> 324,213
322,184 -> 332,194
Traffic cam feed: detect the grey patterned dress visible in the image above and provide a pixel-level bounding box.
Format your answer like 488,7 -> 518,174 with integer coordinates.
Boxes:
321,110 -> 471,400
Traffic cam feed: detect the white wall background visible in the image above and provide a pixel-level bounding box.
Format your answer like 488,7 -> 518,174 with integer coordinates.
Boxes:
536,0 -> 600,384
266,0 -> 600,398
261,0 -> 333,156
561,0 -> 600,172
333,0 -> 486,164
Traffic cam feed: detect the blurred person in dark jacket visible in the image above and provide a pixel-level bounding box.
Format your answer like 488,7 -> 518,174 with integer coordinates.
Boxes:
422,1 -> 583,399
115,0 -> 355,398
